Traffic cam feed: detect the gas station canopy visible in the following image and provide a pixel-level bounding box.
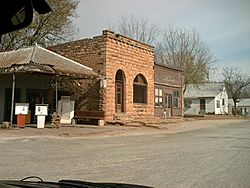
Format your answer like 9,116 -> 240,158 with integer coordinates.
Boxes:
0,44 -> 98,78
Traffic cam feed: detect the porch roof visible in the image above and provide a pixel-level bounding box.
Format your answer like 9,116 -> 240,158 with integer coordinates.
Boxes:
0,44 -> 98,78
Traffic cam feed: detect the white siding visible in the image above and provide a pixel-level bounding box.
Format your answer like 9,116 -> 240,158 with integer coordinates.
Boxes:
206,98 -> 215,113
214,91 -> 228,114
185,98 -> 215,115
184,99 -> 200,115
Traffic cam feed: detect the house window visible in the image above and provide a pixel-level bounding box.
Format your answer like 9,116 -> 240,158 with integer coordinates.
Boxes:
216,100 -> 220,108
133,74 -> 147,104
173,90 -> 181,108
155,88 -> 163,107
222,98 -> 225,105
184,99 -> 192,108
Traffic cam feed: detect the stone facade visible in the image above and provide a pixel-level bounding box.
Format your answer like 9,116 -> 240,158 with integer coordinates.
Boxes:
154,64 -> 184,117
52,30 -> 155,121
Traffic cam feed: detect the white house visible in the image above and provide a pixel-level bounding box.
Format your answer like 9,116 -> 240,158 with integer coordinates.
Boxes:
184,83 -> 228,115
228,99 -> 234,115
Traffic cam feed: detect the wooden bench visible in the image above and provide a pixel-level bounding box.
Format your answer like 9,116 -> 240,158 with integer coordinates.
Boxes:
73,110 -> 105,126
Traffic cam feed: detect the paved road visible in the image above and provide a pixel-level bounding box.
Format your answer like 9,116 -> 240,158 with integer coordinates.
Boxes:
0,119 -> 249,188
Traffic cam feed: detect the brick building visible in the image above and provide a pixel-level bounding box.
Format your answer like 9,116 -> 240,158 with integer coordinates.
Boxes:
154,64 -> 184,117
52,30 -> 155,121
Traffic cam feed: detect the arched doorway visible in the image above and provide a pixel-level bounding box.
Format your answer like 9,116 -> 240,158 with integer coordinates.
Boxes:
115,69 -> 125,113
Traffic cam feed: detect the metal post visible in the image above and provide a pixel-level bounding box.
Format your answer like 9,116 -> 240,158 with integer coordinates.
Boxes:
55,79 -> 58,112
10,73 -> 15,126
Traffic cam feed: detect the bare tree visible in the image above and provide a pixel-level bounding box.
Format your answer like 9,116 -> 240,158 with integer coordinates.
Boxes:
0,0 -> 79,51
112,17 -> 215,92
157,27 -> 215,93
114,15 -> 160,45
222,67 -> 250,116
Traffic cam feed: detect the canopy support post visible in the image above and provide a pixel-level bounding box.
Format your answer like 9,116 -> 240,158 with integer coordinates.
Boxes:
55,79 -> 58,112
10,73 -> 15,126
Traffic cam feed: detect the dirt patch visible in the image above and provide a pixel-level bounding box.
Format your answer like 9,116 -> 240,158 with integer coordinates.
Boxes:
0,115 -> 248,138
0,124 -> 147,138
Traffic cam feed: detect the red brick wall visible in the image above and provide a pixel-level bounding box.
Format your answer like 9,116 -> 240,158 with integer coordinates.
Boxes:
154,64 -> 184,117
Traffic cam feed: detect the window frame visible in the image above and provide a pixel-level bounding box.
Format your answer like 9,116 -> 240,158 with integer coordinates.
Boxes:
133,74 -> 148,104
184,99 -> 192,108
173,90 -> 181,108
216,100 -> 220,108
155,88 -> 163,107
222,98 -> 225,106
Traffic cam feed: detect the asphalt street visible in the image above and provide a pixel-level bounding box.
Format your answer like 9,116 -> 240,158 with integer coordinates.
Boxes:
0,119 -> 250,188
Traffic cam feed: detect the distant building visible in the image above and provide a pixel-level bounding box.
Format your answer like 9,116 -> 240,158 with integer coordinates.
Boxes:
237,99 -> 250,116
184,83 -> 228,115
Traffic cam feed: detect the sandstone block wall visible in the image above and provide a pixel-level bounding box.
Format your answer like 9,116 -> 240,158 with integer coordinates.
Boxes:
52,30 -> 155,121
103,30 -> 155,120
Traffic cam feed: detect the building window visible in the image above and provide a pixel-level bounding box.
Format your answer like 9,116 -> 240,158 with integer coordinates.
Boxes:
133,74 -> 147,104
216,100 -> 220,108
184,99 -> 192,108
173,90 -> 181,108
155,88 -> 163,107
222,98 -> 225,105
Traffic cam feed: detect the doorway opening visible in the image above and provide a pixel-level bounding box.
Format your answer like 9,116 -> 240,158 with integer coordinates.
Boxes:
200,98 -> 206,114
4,88 -> 21,123
115,69 -> 125,113
165,94 -> 172,117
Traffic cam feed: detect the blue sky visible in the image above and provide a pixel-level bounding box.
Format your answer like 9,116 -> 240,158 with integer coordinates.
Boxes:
73,0 -> 250,81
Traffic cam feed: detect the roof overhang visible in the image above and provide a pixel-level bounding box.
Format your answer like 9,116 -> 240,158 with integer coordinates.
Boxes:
0,44 -> 99,79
